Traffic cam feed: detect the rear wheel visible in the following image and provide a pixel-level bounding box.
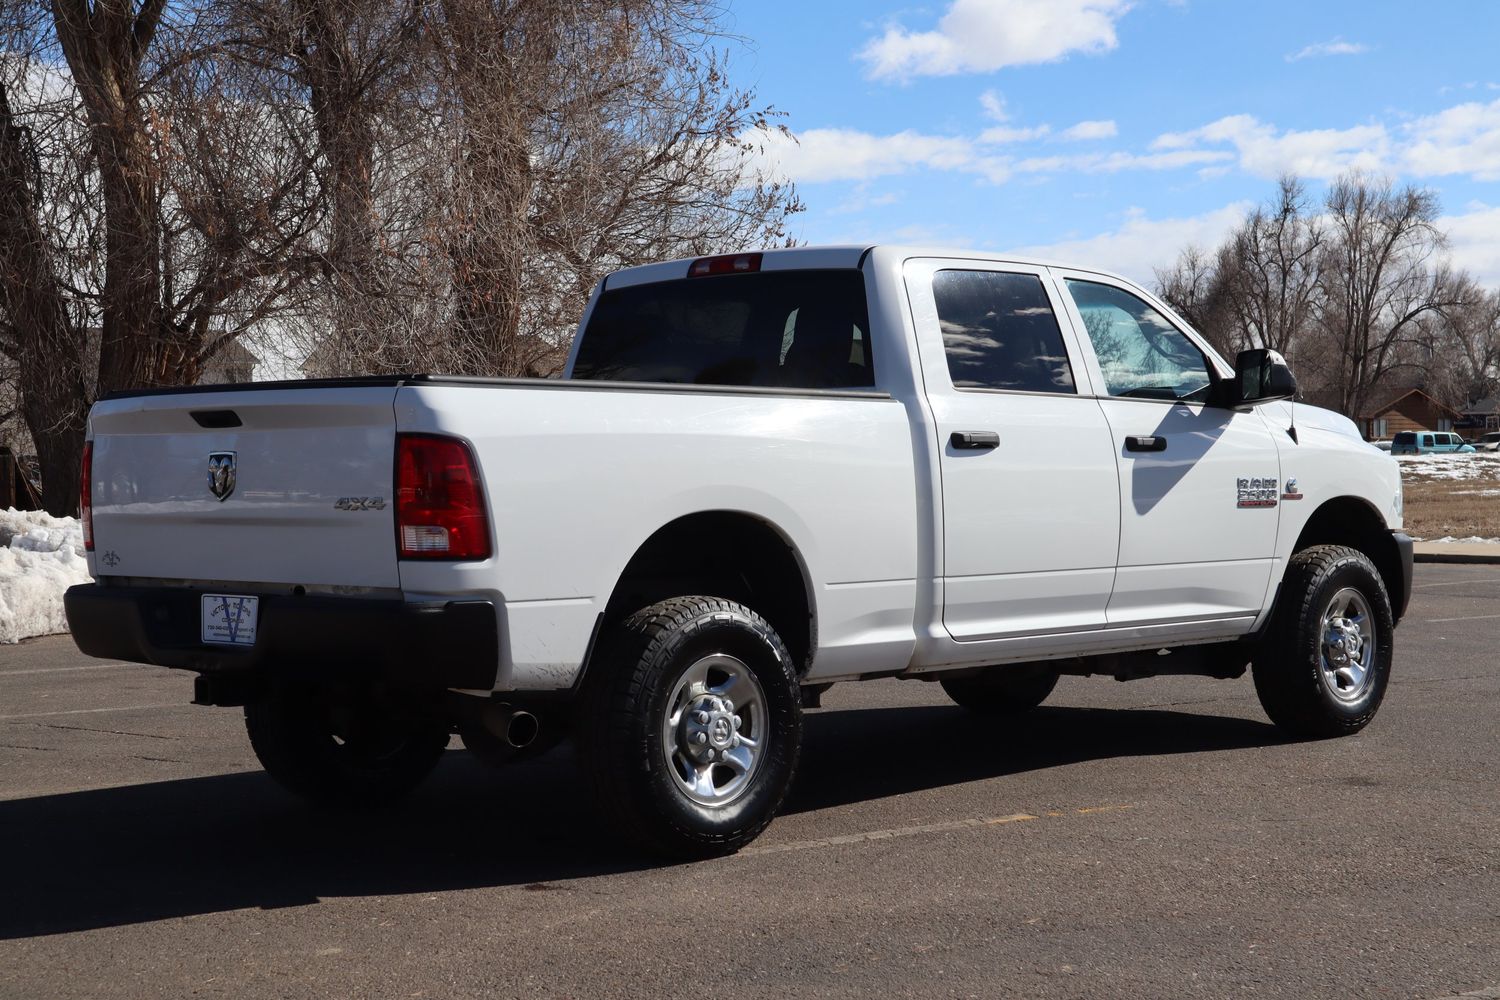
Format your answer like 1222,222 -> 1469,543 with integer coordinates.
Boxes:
1253,545 -> 1394,738
579,597 -> 802,858
244,690 -> 450,806
941,664 -> 1060,715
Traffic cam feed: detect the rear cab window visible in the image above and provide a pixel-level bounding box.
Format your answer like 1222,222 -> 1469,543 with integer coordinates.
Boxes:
572,270 -> 873,390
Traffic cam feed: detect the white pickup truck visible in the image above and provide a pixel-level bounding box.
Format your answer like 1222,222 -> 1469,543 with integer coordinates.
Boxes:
66,245 -> 1411,857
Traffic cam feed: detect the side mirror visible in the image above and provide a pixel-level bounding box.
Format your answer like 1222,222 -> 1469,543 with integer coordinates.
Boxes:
1228,348 -> 1297,408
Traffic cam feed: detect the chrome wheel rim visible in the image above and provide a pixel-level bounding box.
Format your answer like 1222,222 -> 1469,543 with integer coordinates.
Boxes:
661,654 -> 768,807
1319,587 -> 1376,703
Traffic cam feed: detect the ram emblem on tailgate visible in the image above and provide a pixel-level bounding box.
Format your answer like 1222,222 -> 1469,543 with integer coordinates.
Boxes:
207,452 -> 236,501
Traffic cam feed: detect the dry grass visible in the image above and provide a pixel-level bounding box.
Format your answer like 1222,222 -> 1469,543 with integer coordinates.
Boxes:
1396,453 -> 1500,540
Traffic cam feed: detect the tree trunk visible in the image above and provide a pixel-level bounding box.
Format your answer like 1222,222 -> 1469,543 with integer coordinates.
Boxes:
51,0 -> 169,397
0,81 -> 90,515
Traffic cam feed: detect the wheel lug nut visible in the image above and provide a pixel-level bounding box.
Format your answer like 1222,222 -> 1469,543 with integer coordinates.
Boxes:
694,732 -> 708,745
723,700 -> 733,713
732,715 -> 741,730
695,711 -> 710,724
731,734 -> 740,748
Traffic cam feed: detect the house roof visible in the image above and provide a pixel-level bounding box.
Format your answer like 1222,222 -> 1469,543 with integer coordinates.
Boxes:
1359,387 -> 1463,420
1465,394 -> 1500,415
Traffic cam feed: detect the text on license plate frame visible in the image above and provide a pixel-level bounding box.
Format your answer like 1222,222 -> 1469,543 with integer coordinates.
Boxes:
201,593 -> 260,646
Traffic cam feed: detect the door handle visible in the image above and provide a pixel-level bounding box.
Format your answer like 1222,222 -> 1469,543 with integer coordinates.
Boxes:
951,431 -> 1000,450
1125,435 -> 1167,452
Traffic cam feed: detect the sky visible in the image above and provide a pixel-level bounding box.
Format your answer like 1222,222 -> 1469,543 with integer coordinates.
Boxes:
721,0 -> 1500,286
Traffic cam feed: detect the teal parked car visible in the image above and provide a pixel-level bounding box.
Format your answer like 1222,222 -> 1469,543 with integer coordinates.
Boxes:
1390,430 -> 1476,454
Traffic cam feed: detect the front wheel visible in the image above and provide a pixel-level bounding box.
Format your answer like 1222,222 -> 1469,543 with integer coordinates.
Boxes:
244,690 -> 451,806
579,597 -> 803,859
1253,545 -> 1394,738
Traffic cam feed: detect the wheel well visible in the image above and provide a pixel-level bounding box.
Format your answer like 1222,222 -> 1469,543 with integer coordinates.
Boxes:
601,512 -> 814,672
1292,497 -> 1406,621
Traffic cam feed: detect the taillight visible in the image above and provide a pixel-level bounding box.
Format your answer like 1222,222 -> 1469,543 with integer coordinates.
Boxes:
687,252 -> 762,277
395,434 -> 491,560
80,441 -> 94,552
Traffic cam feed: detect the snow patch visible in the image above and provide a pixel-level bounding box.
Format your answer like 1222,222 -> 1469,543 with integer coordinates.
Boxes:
1396,452 -> 1500,481
0,508 -> 93,644
1427,535 -> 1500,544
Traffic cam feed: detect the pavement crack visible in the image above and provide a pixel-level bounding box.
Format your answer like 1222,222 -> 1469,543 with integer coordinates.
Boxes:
29,722 -> 181,741
0,743 -> 58,752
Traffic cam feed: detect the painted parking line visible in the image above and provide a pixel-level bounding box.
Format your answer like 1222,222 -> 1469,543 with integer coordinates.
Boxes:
0,704 -> 185,722
0,663 -> 142,678
1426,613 -> 1500,623
1413,578 -> 1500,589
740,804 -> 1133,857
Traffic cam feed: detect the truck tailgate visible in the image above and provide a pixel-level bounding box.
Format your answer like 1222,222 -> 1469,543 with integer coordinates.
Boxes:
88,386 -> 400,588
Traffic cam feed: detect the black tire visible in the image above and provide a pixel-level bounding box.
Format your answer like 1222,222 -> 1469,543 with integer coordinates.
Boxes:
940,664 -> 1060,716
244,691 -> 450,807
1253,544 -> 1394,738
579,597 -> 803,859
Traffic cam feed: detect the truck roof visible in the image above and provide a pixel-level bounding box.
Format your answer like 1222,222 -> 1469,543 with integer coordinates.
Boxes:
601,244 -> 1135,290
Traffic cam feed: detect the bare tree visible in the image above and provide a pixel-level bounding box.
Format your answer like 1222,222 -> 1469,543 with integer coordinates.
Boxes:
1411,275 -> 1500,408
1314,174 -> 1466,418
1220,175 -> 1323,363
426,0 -> 799,377
222,0 -> 428,372
0,69 -> 89,514
1,1 -> 327,513
1156,176 -> 1323,367
1154,242 -> 1236,356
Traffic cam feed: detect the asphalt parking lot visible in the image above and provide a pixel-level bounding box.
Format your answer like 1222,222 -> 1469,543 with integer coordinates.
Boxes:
2,564 -> 1497,1000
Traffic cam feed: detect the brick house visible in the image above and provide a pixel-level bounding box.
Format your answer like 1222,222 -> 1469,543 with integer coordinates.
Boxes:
1359,388 -> 1463,441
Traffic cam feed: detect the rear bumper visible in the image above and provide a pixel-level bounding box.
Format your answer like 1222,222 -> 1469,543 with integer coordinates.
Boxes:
63,583 -> 499,691
1393,531 -> 1414,623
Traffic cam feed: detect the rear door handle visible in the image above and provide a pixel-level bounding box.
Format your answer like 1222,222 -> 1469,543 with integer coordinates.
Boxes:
1125,435 -> 1167,452
951,431 -> 1000,450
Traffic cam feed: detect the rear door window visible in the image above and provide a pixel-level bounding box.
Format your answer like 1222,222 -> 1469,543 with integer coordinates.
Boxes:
932,270 -> 1076,394
573,270 -> 873,389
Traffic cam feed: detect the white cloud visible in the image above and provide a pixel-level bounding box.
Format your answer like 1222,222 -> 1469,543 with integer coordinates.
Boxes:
1151,114 -> 1388,178
979,124 -> 1052,144
1014,149 -> 1232,174
1402,99 -> 1500,181
1058,119 -> 1119,141
1011,203 -> 1253,284
829,187 -> 902,215
738,94 -> 1500,192
1443,203 -> 1500,286
978,89 -> 1010,121
738,127 -> 1009,185
1286,38 -> 1369,62
861,0 -> 1133,81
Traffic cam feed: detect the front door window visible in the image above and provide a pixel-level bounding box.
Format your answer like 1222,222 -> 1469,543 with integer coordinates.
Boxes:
1064,279 -> 1213,403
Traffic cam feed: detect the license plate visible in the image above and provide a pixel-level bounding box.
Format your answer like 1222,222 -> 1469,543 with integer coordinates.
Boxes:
201,594 -> 260,646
